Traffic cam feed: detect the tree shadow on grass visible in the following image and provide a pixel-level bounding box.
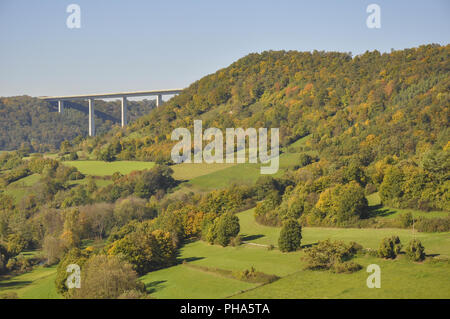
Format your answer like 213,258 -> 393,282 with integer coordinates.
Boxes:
241,234 -> 265,241
301,242 -> 318,249
366,204 -> 396,218
0,280 -> 32,289
179,256 -> 205,264
145,280 -> 167,294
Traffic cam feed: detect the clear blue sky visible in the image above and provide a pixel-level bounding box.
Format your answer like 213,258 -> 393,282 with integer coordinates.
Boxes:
0,0 -> 449,97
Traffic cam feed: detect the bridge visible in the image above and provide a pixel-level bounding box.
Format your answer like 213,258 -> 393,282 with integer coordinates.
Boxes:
39,89 -> 183,136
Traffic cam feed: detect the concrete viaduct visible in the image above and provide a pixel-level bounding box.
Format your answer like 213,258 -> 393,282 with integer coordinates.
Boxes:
39,89 -> 183,136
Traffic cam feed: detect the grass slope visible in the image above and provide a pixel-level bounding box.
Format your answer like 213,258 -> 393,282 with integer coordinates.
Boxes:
140,209 -> 449,299
238,209 -> 450,257
0,266 -> 60,299
232,255 -> 450,299
140,264 -> 256,299
64,160 -> 155,176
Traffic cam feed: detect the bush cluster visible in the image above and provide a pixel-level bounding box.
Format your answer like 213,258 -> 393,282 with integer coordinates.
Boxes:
302,239 -> 362,273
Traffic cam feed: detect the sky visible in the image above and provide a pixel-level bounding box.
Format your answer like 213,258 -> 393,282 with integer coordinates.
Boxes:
0,0 -> 449,97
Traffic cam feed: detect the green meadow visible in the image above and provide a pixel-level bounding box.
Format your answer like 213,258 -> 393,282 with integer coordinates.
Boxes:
64,160 -> 156,176
1,207 -> 448,299
233,255 -> 450,299
137,208 -> 449,299
0,266 -> 60,299
1,140 -> 448,299
366,193 -> 449,220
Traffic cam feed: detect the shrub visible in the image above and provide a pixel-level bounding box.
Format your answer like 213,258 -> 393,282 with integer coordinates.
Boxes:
398,212 -> 413,228
348,241 -> 364,255
302,239 -> 361,273
332,261 -> 363,274
364,183 -> 377,195
378,236 -> 402,259
416,216 -> 450,232
254,191 -> 282,226
0,292 -> 19,299
278,219 -> 302,252
118,289 -> 152,299
230,235 -> 242,247
233,266 -> 279,284
405,239 -> 426,262
363,248 -> 378,257
68,152 -> 78,161
298,153 -> 313,167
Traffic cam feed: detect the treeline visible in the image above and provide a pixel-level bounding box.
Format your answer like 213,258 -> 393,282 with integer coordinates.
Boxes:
0,96 -> 156,152
72,44 -> 449,212
0,154 -> 447,297
79,44 -> 448,162
254,148 -> 449,227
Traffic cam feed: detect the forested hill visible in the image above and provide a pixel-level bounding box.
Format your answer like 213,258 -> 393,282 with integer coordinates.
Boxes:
83,44 -> 449,164
0,96 -> 156,152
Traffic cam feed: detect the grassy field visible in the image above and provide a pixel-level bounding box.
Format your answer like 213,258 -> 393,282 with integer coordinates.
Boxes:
180,150 -> 304,192
140,264 -> 256,299
0,266 -> 60,299
367,193 -> 449,219
68,178 -> 113,188
238,208 -> 450,257
4,174 -> 42,202
138,208 -> 450,299
1,140 -> 448,299
1,208 -> 448,299
64,160 -> 155,176
171,162 -> 236,181
232,255 -> 450,299
8,173 -> 41,187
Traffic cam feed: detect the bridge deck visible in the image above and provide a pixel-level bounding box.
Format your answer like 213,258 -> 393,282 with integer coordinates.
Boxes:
38,89 -> 183,101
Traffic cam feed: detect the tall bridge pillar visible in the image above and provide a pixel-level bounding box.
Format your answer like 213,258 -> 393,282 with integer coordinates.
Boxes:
58,100 -> 64,113
121,97 -> 127,127
88,98 -> 95,136
156,94 -> 163,107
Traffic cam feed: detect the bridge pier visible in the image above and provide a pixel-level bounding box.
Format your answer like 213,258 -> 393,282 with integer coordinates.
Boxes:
121,97 -> 127,127
156,94 -> 163,107
58,100 -> 64,113
89,98 -> 95,136
40,89 -> 183,136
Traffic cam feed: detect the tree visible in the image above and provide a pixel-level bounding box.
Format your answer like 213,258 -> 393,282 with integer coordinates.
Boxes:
113,197 -> 156,227
214,213 -> 240,247
298,153 -> 313,167
42,235 -> 66,265
107,229 -> 177,275
0,243 -> 9,274
378,236 -> 402,259
98,144 -> 116,162
315,181 -> 368,225
55,248 -> 91,296
405,239 -> 425,262
379,167 -> 405,205
70,255 -> 144,299
278,219 -> 302,252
